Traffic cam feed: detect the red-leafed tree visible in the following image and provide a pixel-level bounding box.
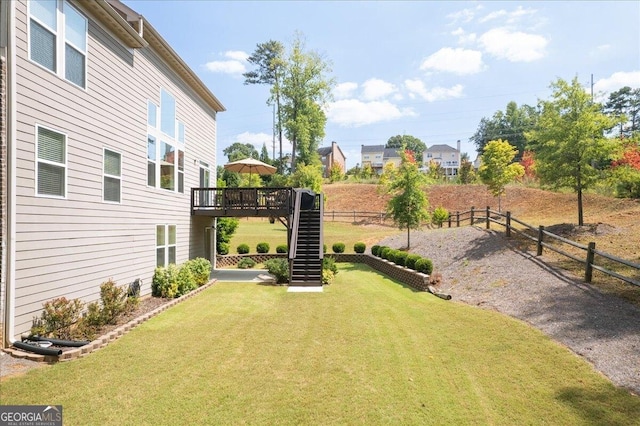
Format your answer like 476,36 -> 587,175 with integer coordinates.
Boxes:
612,145 -> 640,170
520,150 -> 536,179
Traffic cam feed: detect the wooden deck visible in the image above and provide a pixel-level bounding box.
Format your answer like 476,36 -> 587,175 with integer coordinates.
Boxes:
190,187 -> 294,217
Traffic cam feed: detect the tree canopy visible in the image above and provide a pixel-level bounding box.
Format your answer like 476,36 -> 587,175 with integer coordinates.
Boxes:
604,86 -> 640,137
382,151 -> 430,249
279,33 -> 334,173
386,135 -> 427,163
223,142 -> 259,162
525,77 -> 620,225
470,101 -> 538,160
478,139 -> 524,211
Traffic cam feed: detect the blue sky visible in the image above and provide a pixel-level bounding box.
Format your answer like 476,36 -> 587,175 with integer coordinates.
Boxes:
125,1 -> 640,170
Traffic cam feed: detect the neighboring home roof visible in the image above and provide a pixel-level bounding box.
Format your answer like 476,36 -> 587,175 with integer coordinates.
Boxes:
361,144 -> 385,153
317,146 -> 332,156
383,148 -> 401,159
426,144 -> 458,153
90,0 -> 226,113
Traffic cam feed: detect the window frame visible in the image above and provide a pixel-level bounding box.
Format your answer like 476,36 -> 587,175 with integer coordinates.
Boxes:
103,147 -> 122,204
156,224 -> 177,267
146,89 -> 185,194
28,0 -> 88,89
35,124 -> 68,199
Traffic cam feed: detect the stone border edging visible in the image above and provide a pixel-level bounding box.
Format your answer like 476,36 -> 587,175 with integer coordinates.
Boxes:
2,280 -> 217,363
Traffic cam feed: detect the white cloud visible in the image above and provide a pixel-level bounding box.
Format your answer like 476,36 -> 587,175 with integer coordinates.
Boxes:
479,28 -> 547,62
447,5 -> 484,25
420,47 -> 484,75
204,50 -> 249,75
362,78 -> 398,101
479,6 -> 536,24
404,80 -> 464,102
451,27 -> 477,45
594,71 -> 640,96
333,82 -> 358,100
325,99 -> 416,127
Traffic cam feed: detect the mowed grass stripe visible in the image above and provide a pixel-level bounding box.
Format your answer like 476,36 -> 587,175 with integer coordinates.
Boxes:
2,263 -> 638,425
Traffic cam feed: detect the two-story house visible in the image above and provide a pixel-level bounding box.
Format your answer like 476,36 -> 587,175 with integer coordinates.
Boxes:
0,0 -> 224,344
424,140 -> 462,178
361,145 -> 402,175
317,141 -> 346,178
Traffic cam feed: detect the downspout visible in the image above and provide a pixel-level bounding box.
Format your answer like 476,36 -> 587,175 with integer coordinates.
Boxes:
3,0 -> 16,346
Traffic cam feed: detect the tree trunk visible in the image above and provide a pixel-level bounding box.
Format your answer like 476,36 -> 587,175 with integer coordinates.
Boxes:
407,227 -> 411,250
577,173 -> 584,226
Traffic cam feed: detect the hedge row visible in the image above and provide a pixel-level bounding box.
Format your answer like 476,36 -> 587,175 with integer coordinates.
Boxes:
370,245 -> 433,275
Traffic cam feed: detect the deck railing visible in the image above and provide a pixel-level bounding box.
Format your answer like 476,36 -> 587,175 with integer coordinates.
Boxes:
190,187 -> 293,217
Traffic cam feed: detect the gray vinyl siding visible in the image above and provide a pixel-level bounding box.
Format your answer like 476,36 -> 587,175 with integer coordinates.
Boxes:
11,1 -> 217,337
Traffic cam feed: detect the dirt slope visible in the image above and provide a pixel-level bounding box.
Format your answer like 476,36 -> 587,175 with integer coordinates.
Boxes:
323,183 -> 640,262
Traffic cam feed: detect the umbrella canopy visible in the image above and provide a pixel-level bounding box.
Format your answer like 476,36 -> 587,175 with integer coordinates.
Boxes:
223,157 -> 276,176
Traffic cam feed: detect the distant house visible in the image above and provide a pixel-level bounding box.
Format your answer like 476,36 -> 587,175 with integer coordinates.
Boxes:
424,141 -> 462,178
317,141 -> 346,178
1,0 -> 224,343
361,145 -> 402,174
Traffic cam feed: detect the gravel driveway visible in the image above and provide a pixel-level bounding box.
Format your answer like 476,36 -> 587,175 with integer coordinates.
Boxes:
378,226 -> 640,395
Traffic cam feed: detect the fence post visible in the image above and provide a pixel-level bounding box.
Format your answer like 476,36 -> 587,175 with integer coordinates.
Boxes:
353,211 -> 356,222
470,206 -> 475,225
537,225 -> 544,256
448,214 -> 452,228
486,206 -> 490,229
585,242 -> 596,283
506,212 -> 511,237
456,211 -> 460,227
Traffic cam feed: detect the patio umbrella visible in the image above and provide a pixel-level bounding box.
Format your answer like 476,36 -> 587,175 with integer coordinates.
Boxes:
223,157 -> 276,182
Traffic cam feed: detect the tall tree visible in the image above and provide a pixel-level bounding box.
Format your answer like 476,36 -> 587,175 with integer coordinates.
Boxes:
470,101 -> 538,160
605,86 -> 640,137
259,143 -> 271,164
386,135 -> 427,162
526,77 -> 619,226
382,151 -> 430,249
478,140 -> 524,211
243,40 -> 285,168
279,33 -> 334,173
223,142 -> 259,162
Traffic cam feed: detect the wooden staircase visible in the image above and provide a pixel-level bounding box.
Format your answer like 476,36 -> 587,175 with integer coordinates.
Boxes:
289,190 -> 323,286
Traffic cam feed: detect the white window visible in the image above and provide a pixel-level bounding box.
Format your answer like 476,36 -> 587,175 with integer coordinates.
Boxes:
103,148 -> 121,203
156,224 -> 176,267
36,125 -> 66,198
147,89 -> 185,193
29,0 -> 87,88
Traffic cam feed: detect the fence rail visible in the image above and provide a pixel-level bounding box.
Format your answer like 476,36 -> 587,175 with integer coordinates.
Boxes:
443,206 -> 640,288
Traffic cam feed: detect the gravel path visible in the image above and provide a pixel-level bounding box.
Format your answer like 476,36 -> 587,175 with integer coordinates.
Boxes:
379,226 -> 640,395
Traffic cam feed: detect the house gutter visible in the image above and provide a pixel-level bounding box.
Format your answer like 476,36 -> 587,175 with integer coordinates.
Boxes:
3,0 -> 16,346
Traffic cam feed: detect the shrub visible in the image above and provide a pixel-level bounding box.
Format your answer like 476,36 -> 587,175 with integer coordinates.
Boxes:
332,242 -> 346,253
98,279 -> 131,325
237,243 -> 250,254
415,258 -> 434,275
322,269 -> 335,285
184,257 -> 211,286
264,258 -> 289,284
218,242 -> 230,255
31,297 -> 84,339
237,257 -> 257,269
405,254 -> 421,270
256,242 -> 270,254
152,264 -> 180,298
176,265 -> 196,296
381,247 -> 392,260
323,256 -> 338,275
432,206 -> 449,228
216,217 -> 239,254
323,244 -> 327,254
354,242 -> 366,254
394,251 -> 409,267
276,244 -> 288,254
371,245 -> 381,256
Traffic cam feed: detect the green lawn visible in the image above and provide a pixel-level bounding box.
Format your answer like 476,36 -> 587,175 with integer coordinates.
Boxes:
229,218 -> 398,254
2,264 -> 638,425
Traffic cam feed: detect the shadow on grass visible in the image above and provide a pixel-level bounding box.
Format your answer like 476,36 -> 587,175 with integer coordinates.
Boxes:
556,386 -> 640,426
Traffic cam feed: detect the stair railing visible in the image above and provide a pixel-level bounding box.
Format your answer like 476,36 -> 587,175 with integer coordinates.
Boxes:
318,194 -> 324,260
289,190 -> 302,260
